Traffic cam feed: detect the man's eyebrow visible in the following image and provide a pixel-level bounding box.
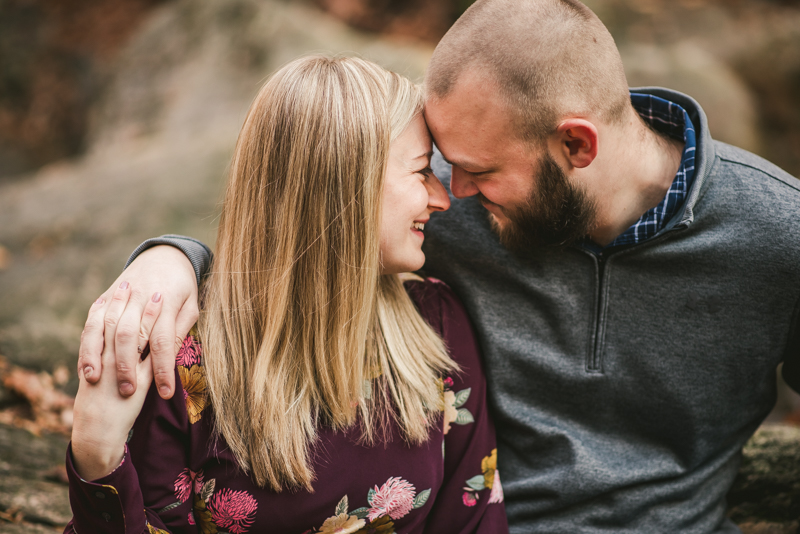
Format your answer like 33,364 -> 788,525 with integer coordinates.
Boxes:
441,155 -> 491,172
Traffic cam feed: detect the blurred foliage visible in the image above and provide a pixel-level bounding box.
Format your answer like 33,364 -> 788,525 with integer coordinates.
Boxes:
0,0 -> 167,180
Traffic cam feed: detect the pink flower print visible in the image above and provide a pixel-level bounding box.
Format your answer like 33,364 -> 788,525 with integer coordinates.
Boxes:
173,469 -> 204,503
176,335 -> 201,367
187,511 -> 195,525
443,377 -> 454,388
367,477 -> 416,522
174,469 -> 192,503
462,491 -> 478,507
209,488 -> 258,533
488,470 -> 504,504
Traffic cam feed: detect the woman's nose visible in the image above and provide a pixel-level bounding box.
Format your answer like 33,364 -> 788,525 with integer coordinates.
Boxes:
426,172 -> 451,212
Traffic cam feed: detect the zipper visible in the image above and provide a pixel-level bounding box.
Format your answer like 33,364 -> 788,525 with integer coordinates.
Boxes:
587,251 -> 606,372
581,227 -> 687,374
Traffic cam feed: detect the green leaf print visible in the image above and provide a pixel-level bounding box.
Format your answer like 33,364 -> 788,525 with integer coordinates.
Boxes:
412,489 -> 431,509
200,479 -> 215,502
157,501 -> 182,514
336,495 -> 349,515
367,488 -> 376,506
466,475 -> 486,491
351,507 -> 370,519
455,408 -> 475,425
453,388 -> 471,408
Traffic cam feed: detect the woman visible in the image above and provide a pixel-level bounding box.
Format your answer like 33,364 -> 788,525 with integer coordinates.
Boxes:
67,55 -> 507,533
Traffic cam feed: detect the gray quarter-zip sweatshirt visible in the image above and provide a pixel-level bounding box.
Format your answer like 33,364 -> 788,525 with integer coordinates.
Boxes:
423,87 -> 800,533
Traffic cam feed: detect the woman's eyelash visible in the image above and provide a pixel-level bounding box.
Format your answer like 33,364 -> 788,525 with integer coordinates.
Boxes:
417,166 -> 433,177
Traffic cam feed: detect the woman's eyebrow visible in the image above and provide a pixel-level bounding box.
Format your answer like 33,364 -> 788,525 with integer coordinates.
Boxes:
412,151 -> 434,160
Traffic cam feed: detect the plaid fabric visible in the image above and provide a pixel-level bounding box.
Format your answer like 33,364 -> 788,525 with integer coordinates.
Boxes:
606,93 -> 697,248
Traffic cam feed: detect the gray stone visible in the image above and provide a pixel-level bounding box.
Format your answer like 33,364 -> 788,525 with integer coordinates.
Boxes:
621,41 -> 760,154
0,423 -> 70,530
728,424 -> 800,530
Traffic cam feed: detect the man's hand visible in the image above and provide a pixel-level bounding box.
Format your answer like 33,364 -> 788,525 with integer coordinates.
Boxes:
78,245 -> 199,399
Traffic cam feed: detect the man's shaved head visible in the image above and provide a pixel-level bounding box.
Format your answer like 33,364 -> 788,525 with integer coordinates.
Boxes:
426,0 -> 629,143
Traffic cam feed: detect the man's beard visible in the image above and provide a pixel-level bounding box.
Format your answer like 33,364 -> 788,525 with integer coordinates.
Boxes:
487,151 -> 596,251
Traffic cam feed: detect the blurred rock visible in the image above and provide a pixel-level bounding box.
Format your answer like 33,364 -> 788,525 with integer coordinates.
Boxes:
314,0 -> 469,42
728,424 -> 800,531
0,422 -> 70,531
622,41 -> 760,153
0,246 -> 10,271
584,0 -> 800,177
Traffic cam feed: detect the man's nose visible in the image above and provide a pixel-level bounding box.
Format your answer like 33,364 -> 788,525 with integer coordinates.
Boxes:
449,167 -> 480,199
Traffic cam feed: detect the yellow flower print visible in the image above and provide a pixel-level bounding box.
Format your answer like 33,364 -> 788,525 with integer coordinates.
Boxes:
319,513 -> 365,534
147,524 -> 170,534
481,448 -> 497,489
355,515 -> 394,533
179,364 -> 208,424
193,493 -> 218,534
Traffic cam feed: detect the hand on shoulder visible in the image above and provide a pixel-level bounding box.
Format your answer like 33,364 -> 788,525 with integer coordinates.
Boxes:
77,245 -> 199,400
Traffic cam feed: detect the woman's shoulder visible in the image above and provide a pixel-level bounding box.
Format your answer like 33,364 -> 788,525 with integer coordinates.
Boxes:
403,275 -> 459,333
402,275 -> 479,360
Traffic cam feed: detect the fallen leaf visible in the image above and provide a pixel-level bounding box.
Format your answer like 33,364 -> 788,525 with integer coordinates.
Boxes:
0,355 -> 75,436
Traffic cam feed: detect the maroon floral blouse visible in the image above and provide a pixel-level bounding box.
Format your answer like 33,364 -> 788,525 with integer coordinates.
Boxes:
65,278 -> 508,533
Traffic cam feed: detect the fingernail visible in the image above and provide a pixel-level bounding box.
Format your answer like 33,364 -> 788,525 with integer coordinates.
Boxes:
159,385 -> 171,397
83,366 -> 93,379
120,382 -> 134,396
119,281 -> 129,290
94,298 -> 105,306
152,292 -> 162,303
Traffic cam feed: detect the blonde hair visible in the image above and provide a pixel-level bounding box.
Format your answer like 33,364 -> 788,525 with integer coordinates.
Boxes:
426,0 -> 630,143
198,55 -> 456,491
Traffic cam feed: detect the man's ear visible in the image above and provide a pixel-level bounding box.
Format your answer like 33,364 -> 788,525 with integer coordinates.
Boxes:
554,119 -> 598,169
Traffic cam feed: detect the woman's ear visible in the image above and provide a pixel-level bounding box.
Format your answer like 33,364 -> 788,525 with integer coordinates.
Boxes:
554,119 -> 598,169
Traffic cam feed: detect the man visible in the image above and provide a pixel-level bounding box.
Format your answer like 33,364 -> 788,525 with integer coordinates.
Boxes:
79,0 -> 800,531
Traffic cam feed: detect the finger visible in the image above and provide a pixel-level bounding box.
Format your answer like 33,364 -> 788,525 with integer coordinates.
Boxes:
137,292 -> 164,358
103,281 -> 134,392
78,296 -> 110,383
175,293 -> 200,349
133,346 -> 156,404
152,289 -> 200,400
149,301 -> 181,399
114,288 -> 152,398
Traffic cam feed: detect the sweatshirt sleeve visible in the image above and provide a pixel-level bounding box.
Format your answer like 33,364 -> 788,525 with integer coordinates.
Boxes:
124,234 -> 213,286
64,365 -> 195,534
408,279 -> 509,534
